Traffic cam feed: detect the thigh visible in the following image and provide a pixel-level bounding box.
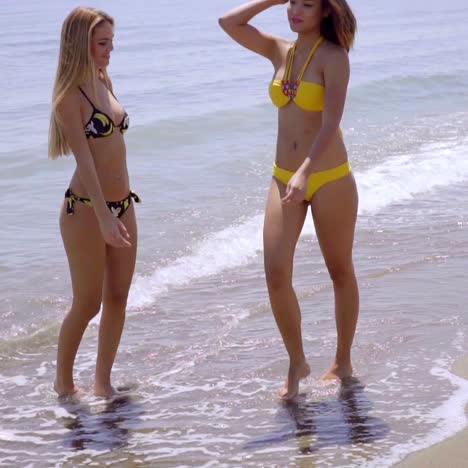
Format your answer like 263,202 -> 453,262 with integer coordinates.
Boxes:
103,203 -> 138,302
264,178 -> 308,272
60,200 -> 106,306
310,173 -> 358,269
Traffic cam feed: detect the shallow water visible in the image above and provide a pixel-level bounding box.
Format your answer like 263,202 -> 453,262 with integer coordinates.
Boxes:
1,0 -> 468,465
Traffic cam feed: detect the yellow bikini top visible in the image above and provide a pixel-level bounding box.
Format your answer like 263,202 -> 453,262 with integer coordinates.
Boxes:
269,36 -> 325,112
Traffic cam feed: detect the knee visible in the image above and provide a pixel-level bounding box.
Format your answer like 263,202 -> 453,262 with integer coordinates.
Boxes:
71,296 -> 102,323
327,263 -> 355,288
265,263 -> 292,292
103,289 -> 129,311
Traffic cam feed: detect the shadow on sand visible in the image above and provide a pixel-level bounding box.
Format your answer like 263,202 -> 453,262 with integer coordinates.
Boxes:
244,377 -> 389,454
59,393 -> 144,451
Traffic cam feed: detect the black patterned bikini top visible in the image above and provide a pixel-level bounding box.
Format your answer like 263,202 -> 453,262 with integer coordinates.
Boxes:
79,87 -> 129,139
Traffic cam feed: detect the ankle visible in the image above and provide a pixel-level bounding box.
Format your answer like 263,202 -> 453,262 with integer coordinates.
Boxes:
333,359 -> 352,369
54,380 -> 78,397
55,376 -> 74,389
289,357 -> 308,368
95,378 -> 112,388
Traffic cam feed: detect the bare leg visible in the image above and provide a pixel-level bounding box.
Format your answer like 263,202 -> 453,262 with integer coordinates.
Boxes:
95,204 -> 137,397
55,202 -> 105,396
310,173 -> 359,380
264,179 -> 310,400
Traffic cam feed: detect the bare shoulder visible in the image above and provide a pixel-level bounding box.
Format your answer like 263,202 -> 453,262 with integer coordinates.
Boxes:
320,41 -> 350,89
322,41 -> 349,69
57,87 -> 82,116
56,88 -> 87,137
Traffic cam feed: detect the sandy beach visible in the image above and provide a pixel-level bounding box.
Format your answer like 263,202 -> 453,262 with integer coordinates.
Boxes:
397,354 -> 468,467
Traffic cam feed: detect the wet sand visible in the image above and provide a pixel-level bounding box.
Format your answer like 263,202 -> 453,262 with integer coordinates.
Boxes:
397,354 -> 468,467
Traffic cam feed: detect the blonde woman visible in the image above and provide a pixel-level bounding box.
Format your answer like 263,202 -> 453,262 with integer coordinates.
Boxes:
219,0 -> 359,400
49,7 -> 139,398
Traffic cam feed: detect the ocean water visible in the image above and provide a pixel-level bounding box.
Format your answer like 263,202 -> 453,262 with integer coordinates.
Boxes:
1,0 -> 467,466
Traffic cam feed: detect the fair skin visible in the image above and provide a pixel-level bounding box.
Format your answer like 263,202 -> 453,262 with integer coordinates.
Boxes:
219,0 -> 359,400
54,20 -> 137,398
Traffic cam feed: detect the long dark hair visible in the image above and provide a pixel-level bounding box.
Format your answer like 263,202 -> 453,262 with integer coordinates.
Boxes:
321,0 -> 357,51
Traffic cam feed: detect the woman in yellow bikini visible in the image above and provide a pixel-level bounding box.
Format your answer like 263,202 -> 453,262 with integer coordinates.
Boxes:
49,7 -> 139,398
219,0 -> 358,400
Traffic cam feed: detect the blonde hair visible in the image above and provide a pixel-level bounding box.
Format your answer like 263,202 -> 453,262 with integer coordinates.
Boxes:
48,6 -> 114,159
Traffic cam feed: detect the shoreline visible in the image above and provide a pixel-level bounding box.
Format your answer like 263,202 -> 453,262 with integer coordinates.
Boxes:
396,354 -> 468,467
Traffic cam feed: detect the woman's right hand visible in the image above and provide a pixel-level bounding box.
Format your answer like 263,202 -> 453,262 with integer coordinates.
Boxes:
99,213 -> 131,248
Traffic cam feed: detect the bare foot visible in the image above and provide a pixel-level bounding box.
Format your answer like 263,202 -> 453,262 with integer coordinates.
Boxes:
54,381 -> 80,398
321,363 -> 353,381
94,383 -> 116,398
280,362 -> 311,401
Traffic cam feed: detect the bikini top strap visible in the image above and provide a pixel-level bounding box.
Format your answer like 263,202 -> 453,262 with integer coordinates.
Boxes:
297,36 -> 324,82
108,87 -> 120,103
78,87 -> 97,109
283,43 -> 297,82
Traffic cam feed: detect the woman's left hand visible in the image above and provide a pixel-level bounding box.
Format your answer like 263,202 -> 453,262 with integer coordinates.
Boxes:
281,170 -> 308,204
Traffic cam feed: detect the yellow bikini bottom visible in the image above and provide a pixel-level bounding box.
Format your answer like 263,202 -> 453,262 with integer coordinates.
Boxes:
273,161 -> 351,202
